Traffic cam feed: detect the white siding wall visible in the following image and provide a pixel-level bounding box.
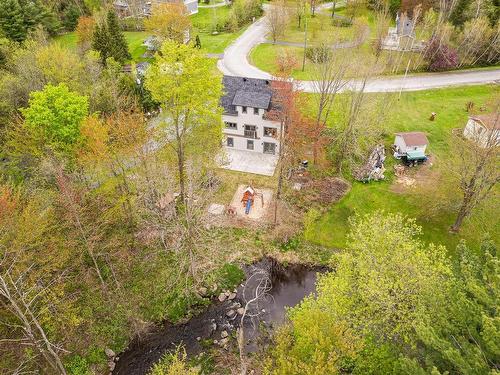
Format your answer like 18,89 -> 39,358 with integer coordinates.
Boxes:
222,105 -> 281,154
394,135 -> 427,154
394,135 -> 407,153
463,119 -> 500,148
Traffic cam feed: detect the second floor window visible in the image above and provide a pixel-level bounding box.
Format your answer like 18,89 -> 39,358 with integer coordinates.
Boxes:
254,107 -> 259,115
244,125 -> 257,139
264,127 -> 277,137
225,122 -> 237,129
242,106 -> 247,113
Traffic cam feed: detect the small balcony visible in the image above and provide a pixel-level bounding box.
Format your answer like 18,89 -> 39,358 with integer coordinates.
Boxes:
244,130 -> 257,139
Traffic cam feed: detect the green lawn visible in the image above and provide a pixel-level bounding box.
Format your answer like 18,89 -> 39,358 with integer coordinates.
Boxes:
53,6 -> 242,59
192,6 -> 248,54
54,31 -> 151,63
303,85 -> 499,255
274,11 -> 356,44
250,6 -> 427,79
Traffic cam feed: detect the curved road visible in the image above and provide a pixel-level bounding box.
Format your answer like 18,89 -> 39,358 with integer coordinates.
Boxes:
217,6 -> 500,93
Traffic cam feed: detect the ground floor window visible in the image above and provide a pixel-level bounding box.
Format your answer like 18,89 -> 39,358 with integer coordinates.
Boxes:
247,140 -> 254,150
227,137 -> 234,147
263,142 -> 276,155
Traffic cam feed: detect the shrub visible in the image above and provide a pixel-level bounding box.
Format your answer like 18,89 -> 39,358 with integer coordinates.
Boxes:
424,37 -> 458,71
332,16 -> 352,27
305,43 -> 332,63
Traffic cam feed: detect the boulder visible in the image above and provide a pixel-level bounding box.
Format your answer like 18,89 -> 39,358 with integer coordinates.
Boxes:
221,330 -> 229,338
105,348 -> 115,358
108,361 -> 116,371
228,292 -> 237,300
218,293 -> 227,302
237,307 -> 245,315
226,309 -> 236,319
210,322 -> 217,333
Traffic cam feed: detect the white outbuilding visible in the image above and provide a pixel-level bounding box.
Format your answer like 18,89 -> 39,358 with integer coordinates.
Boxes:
463,114 -> 499,148
393,132 -> 429,161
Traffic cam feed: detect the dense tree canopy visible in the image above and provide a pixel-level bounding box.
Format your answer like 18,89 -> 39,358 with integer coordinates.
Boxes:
21,83 -> 89,151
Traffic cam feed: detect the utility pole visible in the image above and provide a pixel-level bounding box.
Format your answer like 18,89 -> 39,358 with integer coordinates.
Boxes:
302,16 -> 308,71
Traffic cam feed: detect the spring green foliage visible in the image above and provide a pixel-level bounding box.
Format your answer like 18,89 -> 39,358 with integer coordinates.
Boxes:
267,212 -> 499,374
145,40 -> 223,199
21,83 -> 88,152
149,347 -> 200,375
92,10 -> 131,65
227,0 -> 262,31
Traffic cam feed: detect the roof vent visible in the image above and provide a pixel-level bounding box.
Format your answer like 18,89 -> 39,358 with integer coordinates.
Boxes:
265,80 -> 269,84
243,78 -> 247,82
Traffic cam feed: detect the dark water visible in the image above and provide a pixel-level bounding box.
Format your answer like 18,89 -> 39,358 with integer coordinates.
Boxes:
113,258 -> 325,375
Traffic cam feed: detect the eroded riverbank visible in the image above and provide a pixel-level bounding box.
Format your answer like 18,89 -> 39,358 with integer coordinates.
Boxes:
113,258 -> 326,375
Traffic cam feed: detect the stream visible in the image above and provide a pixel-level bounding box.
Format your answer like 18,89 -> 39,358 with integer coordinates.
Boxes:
113,258 -> 325,375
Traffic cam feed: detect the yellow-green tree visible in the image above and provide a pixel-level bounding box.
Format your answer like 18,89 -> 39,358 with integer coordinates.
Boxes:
144,40 -> 222,203
144,3 -> 191,44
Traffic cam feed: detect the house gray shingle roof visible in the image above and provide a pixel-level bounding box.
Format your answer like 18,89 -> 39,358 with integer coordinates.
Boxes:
221,76 -> 274,115
232,90 -> 271,109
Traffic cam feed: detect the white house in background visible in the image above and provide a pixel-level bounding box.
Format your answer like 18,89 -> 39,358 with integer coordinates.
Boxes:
463,114 -> 500,148
382,13 -> 424,51
114,0 -> 198,18
143,0 -> 198,15
221,76 -> 281,156
393,131 -> 429,161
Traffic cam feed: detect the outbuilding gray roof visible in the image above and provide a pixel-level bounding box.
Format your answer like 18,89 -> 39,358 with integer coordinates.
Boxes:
221,76 -> 274,115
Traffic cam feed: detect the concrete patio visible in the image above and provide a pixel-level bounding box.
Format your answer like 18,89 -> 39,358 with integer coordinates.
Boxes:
218,148 -> 278,176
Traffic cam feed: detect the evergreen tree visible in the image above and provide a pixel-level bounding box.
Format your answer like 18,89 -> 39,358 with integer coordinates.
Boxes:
106,10 -> 131,63
450,0 -> 472,26
0,0 -> 27,42
194,34 -> 201,49
92,23 -> 111,65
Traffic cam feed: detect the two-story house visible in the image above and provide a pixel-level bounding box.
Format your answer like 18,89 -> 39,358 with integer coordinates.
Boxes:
221,76 -> 281,156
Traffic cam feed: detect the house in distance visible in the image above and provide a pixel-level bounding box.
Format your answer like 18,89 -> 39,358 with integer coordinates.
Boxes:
463,113 -> 499,148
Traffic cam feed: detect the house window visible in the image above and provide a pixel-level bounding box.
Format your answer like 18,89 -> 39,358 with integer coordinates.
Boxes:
263,142 -> 276,155
227,137 -> 234,147
244,125 -> 257,139
225,121 -> 237,129
263,127 -> 277,138
242,106 -> 247,114
254,107 -> 259,115
247,140 -> 254,150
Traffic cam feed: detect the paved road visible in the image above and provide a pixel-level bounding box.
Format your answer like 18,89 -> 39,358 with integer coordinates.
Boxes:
217,5 -> 500,93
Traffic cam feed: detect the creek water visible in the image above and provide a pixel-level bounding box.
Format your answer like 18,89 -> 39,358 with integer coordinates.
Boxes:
113,258 -> 325,375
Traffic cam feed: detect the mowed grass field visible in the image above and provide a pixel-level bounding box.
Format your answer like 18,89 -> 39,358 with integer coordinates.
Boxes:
54,31 -> 150,62
54,6 -> 245,59
302,84 -> 499,256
